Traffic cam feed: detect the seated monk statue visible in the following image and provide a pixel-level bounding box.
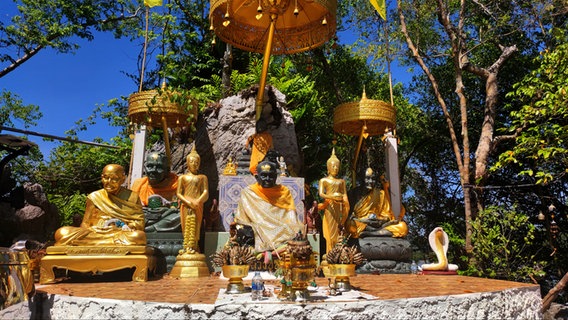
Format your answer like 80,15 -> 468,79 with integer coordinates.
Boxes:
53,164 -> 146,246
131,151 -> 181,232
346,168 -> 408,238
234,157 -> 303,262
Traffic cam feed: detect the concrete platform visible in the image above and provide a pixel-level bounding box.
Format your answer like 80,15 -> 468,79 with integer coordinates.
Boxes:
1,272 -> 543,319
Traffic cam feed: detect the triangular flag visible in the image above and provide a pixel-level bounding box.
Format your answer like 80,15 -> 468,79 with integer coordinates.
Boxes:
144,0 -> 163,8
369,0 -> 386,20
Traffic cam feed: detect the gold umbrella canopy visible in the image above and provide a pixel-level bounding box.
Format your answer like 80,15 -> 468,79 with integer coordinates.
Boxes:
128,88 -> 198,129
333,93 -> 396,136
209,0 -> 337,55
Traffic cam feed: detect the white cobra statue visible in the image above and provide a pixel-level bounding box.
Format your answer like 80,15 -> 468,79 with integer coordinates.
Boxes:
420,227 -> 459,272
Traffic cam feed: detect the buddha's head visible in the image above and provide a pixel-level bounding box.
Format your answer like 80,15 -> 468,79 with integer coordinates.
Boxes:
187,148 -> 201,174
364,167 -> 376,190
255,159 -> 278,188
101,164 -> 126,195
144,152 -> 169,185
326,148 -> 340,177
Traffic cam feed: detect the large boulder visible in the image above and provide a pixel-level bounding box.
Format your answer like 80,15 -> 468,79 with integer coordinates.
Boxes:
169,85 -> 301,201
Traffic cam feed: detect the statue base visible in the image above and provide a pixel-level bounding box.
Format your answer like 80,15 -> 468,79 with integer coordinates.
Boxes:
146,232 -> 183,274
168,252 -> 209,278
421,270 -> 458,275
40,246 -> 156,284
357,237 -> 413,274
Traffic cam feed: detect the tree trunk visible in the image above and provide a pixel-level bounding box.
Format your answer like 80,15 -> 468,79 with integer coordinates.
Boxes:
221,44 -> 233,98
542,271 -> 568,313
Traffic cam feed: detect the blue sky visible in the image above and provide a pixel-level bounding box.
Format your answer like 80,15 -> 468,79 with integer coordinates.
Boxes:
2,31 -> 140,156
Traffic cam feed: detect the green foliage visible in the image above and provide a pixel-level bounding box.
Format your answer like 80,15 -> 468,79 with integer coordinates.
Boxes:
37,139 -> 131,196
0,90 -> 42,128
493,30 -> 568,185
462,206 -> 547,282
48,191 -> 86,227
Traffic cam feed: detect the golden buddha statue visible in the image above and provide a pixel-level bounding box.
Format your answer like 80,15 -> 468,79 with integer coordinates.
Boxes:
318,149 -> 350,253
222,157 -> 237,175
176,148 -> 209,254
53,164 -> 146,246
234,158 -> 303,258
346,168 -> 408,238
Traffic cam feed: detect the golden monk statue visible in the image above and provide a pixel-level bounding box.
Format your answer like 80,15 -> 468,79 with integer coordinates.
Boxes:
176,148 -> 209,254
234,157 -> 303,258
346,168 -> 408,238
318,149 -> 350,253
246,118 -> 273,175
131,151 -> 181,232
54,164 -> 146,246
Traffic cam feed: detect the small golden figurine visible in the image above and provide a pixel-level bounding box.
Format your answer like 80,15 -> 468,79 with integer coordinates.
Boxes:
222,157 -> 237,176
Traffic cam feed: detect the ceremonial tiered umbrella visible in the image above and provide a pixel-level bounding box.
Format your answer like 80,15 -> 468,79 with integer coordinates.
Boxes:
128,82 -> 198,166
333,90 -> 396,182
209,0 -> 337,120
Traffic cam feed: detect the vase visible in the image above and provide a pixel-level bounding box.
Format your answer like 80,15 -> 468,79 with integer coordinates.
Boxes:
222,265 -> 250,294
329,264 -> 356,292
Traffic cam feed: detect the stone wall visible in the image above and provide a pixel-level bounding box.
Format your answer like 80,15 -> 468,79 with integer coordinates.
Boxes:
3,286 -> 543,319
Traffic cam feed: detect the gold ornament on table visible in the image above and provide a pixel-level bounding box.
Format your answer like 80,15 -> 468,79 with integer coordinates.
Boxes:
325,236 -> 366,292
277,232 -> 317,302
211,231 -> 256,294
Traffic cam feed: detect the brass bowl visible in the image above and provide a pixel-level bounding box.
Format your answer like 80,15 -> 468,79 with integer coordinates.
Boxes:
221,265 -> 250,294
329,264 -> 356,292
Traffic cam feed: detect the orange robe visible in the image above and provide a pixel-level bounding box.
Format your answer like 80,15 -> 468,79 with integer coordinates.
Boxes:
131,173 -> 178,205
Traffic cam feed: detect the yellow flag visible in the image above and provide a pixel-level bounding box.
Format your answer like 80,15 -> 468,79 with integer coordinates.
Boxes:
144,0 -> 162,7
369,0 -> 386,20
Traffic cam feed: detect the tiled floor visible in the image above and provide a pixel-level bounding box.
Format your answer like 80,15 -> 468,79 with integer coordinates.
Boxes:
35,272 -> 539,305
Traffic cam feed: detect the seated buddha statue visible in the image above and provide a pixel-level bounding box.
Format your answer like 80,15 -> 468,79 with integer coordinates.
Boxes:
53,164 -> 146,246
346,168 -> 408,238
131,151 -> 181,233
234,157 -> 303,260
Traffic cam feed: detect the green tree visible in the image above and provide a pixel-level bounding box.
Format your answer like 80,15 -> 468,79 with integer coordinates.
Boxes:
463,206 -> 547,283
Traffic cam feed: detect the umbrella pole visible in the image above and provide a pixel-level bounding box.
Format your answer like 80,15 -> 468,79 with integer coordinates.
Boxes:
352,123 -> 368,184
161,115 -> 172,170
255,13 -> 278,121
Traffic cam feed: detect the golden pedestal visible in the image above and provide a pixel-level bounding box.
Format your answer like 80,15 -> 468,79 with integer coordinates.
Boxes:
168,252 -> 209,278
39,246 -> 156,284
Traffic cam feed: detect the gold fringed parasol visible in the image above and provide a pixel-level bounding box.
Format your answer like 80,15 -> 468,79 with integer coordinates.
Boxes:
333,90 -> 396,182
127,82 -> 198,168
209,0 -> 337,120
